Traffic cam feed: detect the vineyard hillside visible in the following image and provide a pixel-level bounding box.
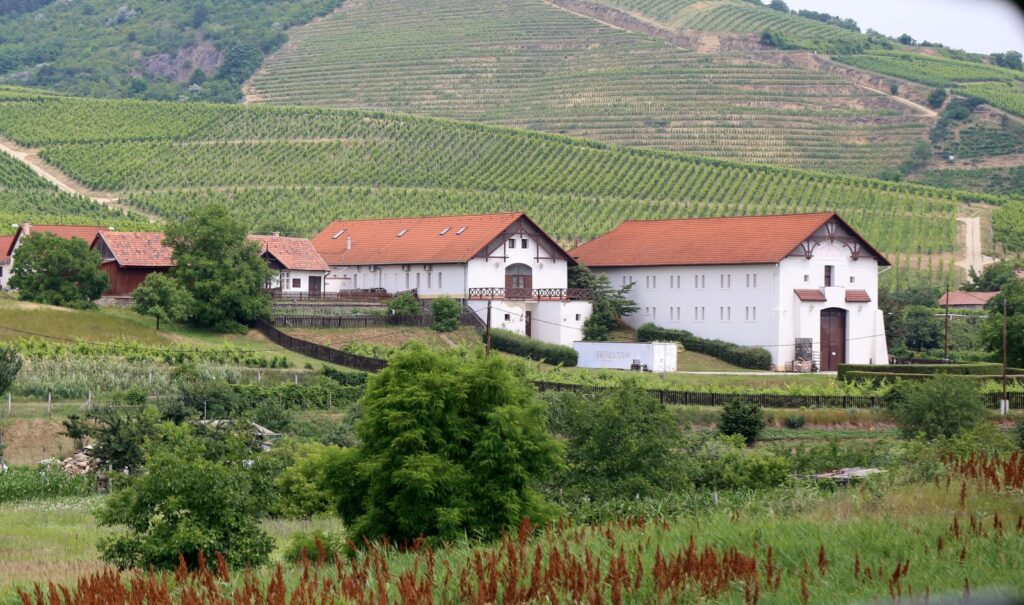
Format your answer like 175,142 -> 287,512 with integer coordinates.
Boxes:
1,88 -> 1017,288
244,0 -> 932,177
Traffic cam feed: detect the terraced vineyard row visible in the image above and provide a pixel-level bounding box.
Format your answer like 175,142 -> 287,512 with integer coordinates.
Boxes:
245,0 -> 928,176
0,152 -> 49,189
595,0 -> 866,49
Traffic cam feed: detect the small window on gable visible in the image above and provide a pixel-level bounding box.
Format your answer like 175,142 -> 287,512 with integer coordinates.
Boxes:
575,314 -> 581,321
825,265 -> 834,287
504,313 -> 511,321
803,274 -> 809,283
850,275 -> 856,284
521,239 -> 528,249
508,239 -> 516,249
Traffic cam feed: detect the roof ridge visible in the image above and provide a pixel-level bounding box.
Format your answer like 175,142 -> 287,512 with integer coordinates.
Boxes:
619,211 -> 835,225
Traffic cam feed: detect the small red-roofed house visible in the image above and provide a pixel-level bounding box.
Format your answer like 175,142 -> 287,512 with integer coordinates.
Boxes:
91,230 -> 174,296
571,212 -> 890,371
937,291 -> 999,311
247,234 -> 330,296
0,234 -> 14,291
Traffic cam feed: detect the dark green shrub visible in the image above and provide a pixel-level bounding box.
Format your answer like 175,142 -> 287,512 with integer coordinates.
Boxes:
327,344 -> 563,544
547,381 -> 687,499
846,370 -> 1024,386
891,374 -> 987,440
719,399 -> 765,445
283,530 -> 344,563
488,329 -> 577,366
273,442 -> 341,518
686,434 -> 791,490
637,324 -> 772,370
386,291 -> 421,316
0,343 -> 23,396
927,88 -> 947,108
784,414 -> 806,429
1015,416 -> 1024,451
0,465 -> 94,503
838,362 -> 1004,381
321,366 -> 368,386
430,296 -> 461,332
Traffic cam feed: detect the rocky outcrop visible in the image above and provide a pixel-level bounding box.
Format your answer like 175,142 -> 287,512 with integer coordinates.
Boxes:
142,41 -> 223,83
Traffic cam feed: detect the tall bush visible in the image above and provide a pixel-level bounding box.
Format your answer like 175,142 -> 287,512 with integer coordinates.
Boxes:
0,343 -> 22,396
891,374 -> 987,440
9,232 -> 108,308
386,291 -> 421,316
719,399 -> 765,445
430,296 -> 461,332
326,344 -> 563,544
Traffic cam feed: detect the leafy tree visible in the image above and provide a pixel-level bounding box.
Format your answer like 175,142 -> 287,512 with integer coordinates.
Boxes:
891,375 -> 986,440
926,88 -> 947,109
569,264 -> 638,341
9,233 -> 108,308
430,295 -> 461,332
86,405 -> 160,472
767,0 -> 789,12
60,414 -> 89,451
992,50 -> 1023,71
164,203 -> 273,333
719,400 -> 765,445
548,381 -> 686,499
131,273 -> 193,330
902,305 -> 942,350
760,30 -> 789,49
0,344 -> 22,397
963,261 -> 1019,292
984,279 -> 1024,367
273,441 -> 341,518
889,82 -> 899,95
897,33 -> 916,46
96,423 -> 273,570
326,344 -> 563,544
386,291 -> 421,316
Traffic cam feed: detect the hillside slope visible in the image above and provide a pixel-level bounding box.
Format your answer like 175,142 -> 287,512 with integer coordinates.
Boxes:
1,87 -> 1013,288
245,0 -> 931,177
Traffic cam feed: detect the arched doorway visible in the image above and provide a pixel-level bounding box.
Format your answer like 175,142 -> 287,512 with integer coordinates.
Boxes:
820,308 -> 847,371
505,263 -> 533,299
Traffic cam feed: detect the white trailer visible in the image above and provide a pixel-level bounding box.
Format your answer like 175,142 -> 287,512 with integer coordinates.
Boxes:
573,341 -> 677,373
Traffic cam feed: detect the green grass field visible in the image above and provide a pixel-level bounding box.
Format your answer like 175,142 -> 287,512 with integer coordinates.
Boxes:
246,0 -> 928,176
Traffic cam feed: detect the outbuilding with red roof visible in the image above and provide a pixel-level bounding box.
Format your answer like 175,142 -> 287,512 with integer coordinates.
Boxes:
91,230 -> 174,296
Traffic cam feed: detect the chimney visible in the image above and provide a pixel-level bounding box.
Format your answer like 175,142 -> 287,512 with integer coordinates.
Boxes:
272,232 -> 280,237
22,222 -> 30,236
346,236 -> 352,251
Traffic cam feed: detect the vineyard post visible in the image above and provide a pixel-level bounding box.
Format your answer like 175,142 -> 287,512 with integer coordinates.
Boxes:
943,279 -> 950,361
1001,297 -> 1009,416
486,299 -> 492,355
6,393 -> 10,416
48,392 -> 51,416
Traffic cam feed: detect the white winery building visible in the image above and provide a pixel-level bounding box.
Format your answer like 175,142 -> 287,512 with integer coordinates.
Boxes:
311,212 -> 592,346
571,212 -> 889,371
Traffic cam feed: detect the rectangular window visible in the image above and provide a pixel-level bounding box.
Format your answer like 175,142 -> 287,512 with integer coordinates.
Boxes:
622,275 -> 627,287
694,274 -> 705,289
825,265 -> 834,287
575,314 -> 581,321
521,239 -> 528,249
720,274 -> 731,289
803,274 -> 809,283
405,273 -> 410,289
354,274 -> 358,288
427,272 -> 432,289
508,239 -> 516,249
745,306 -> 757,322
438,272 -> 443,289
292,278 -> 301,289
746,273 -> 757,288
694,306 -> 705,322
416,273 -> 421,289
651,307 -> 656,320
720,307 -> 731,322
504,313 -> 510,321
850,275 -> 856,284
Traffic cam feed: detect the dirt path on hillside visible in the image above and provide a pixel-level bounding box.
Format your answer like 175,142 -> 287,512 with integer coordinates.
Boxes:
0,138 -> 160,221
957,215 -> 995,275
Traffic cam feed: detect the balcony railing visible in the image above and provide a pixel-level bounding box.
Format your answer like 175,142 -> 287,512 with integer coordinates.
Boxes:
467,288 -> 592,301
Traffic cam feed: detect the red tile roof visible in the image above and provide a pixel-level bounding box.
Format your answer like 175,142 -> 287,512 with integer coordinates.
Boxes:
795,289 -> 827,302
312,212 -> 572,266
248,235 -> 329,272
938,291 -> 999,307
93,231 -> 174,268
845,289 -> 872,303
7,224 -> 104,257
571,212 -> 889,268
0,235 -> 13,263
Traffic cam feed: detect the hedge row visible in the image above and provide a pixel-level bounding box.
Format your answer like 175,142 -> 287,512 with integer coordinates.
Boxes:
488,329 -> 578,367
838,363 -> 1021,381
230,381 -> 364,410
845,371 -> 1024,386
637,324 -> 773,370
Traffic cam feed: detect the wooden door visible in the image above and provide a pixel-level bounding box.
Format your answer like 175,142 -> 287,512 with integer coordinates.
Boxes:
505,271 -> 532,299
309,276 -> 322,298
525,311 -> 532,337
819,308 -> 846,371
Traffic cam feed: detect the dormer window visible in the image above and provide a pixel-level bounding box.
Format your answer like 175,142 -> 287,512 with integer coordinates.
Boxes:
331,228 -> 346,239
397,228 -> 409,238
455,227 -> 467,235
439,227 -> 450,236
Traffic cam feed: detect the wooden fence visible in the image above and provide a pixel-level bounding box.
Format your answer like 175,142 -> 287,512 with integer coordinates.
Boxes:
255,320 -> 387,372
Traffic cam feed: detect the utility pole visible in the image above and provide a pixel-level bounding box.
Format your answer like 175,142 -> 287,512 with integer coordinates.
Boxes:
943,279 -> 950,361
1002,296 -> 1009,416
485,298 -> 492,355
